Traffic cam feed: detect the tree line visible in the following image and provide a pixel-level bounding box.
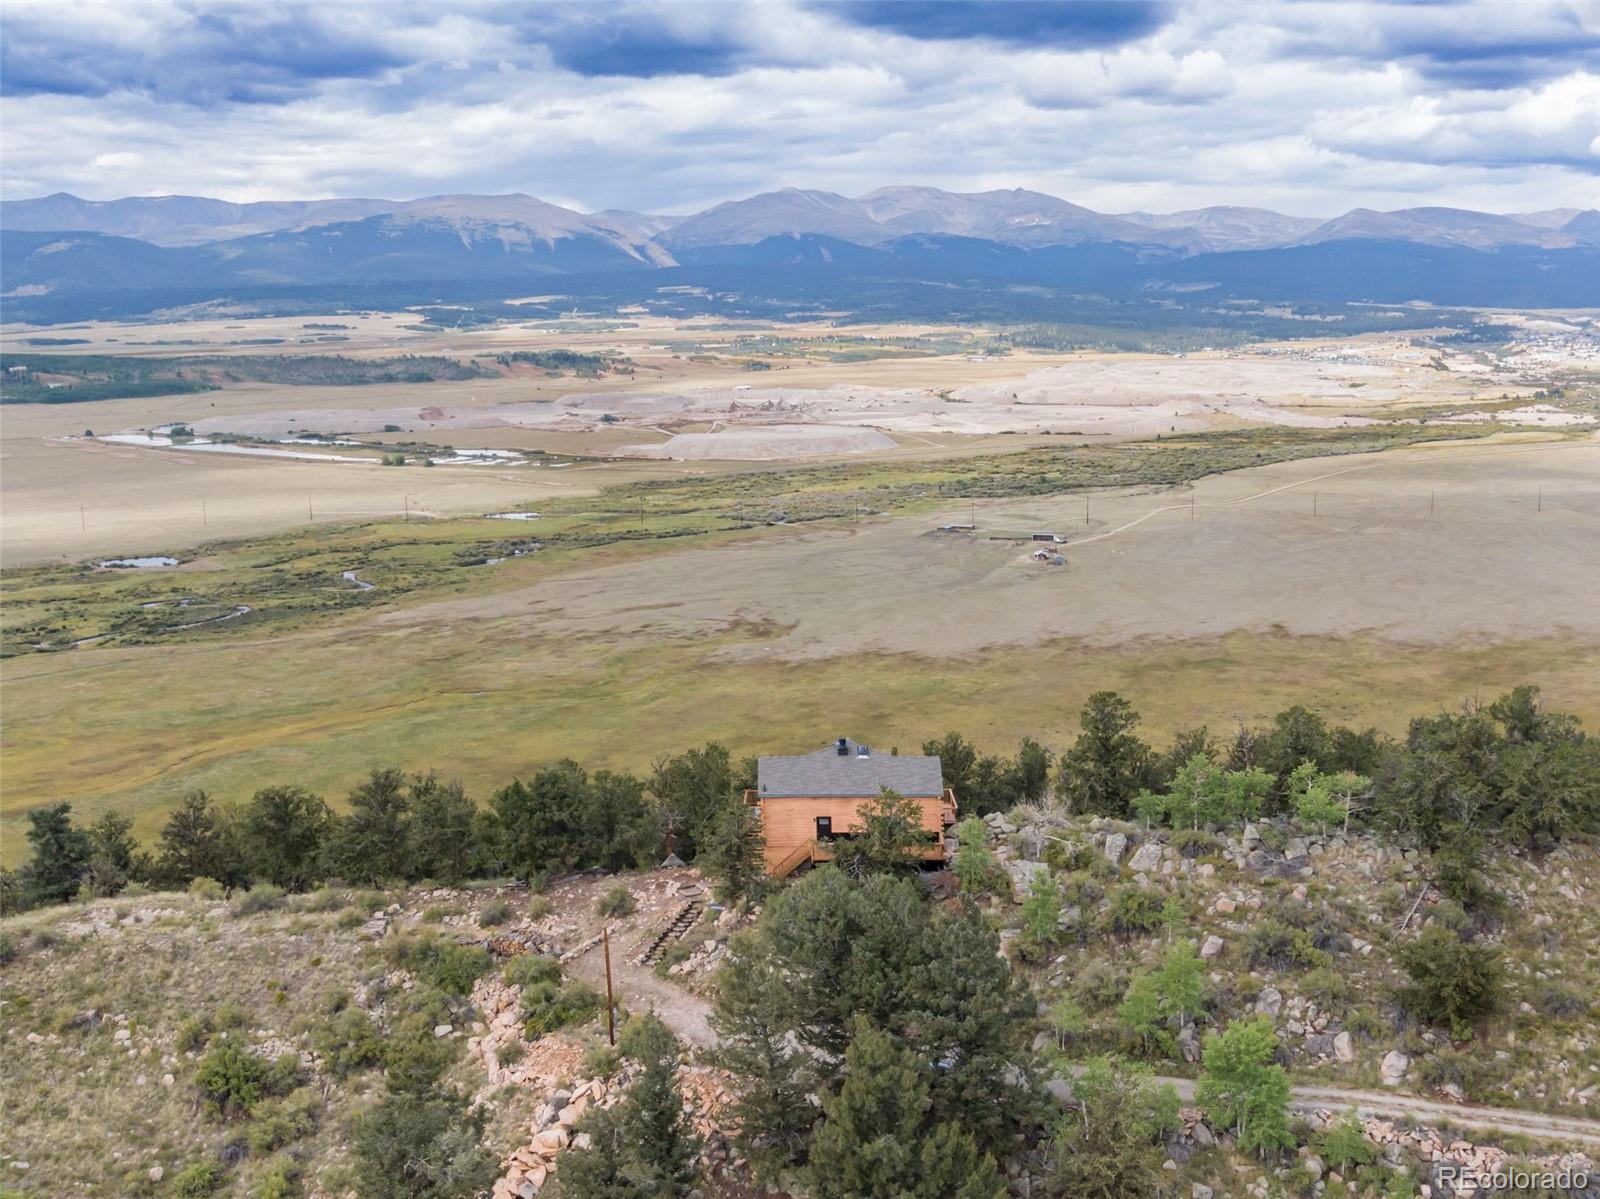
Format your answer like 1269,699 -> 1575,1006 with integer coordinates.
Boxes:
1,745 -> 761,913
5,685 -> 1595,916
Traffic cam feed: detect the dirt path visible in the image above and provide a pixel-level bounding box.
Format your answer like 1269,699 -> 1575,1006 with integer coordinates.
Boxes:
584,969 -> 1600,1149
564,941 -> 718,1049
1279,1084 -> 1600,1150
1150,1075 -> 1600,1151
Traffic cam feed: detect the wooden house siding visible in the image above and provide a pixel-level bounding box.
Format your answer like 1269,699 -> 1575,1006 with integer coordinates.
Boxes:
747,790 -> 955,873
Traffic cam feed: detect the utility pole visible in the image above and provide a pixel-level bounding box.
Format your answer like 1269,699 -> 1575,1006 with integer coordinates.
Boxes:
201,497 -> 208,526
1537,485 -> 1542,513
1429,489 -> 1434,517
308,496 -> 314,523
80,505 -> 86,533
602,926 -> 616,1046
1313,491 -> 1317,518
403,495 -> 410,522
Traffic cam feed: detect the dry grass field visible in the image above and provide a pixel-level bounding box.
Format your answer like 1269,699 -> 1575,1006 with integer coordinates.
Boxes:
2,429 -> 1596,863
3,313 -> 1597,863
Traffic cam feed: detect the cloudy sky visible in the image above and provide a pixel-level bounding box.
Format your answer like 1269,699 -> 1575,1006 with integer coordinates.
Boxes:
1,0 -> 1596,216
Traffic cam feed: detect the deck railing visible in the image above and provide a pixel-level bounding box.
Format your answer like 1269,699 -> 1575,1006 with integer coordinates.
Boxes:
771,839 -> 817,879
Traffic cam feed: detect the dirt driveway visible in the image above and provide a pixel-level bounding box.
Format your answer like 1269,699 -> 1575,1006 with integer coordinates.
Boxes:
565,941 -> 718,1049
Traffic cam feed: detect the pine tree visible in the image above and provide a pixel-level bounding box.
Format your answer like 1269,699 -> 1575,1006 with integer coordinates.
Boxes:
350,1086 -> 497,1199
619,1038 -> 700,1196
850,787 -> 926,872
1056,692 -> 1156,817
332,768 -> 414,884
648,743 -> 739,860
701,799 -> 767,905
22,802 -> 91,905
915,1122 -> 1008,1199
87,810 -> 139,876
556,1104 -> 643,1199
83,810 -> 142,897
709,932 -> 821,1177
408,775 -> 480,884
491,762 -> 589,880
1394,924 -> 1504,1037
560,1028 -> 700,1199
239,786 -> 330,890
156,790 -> 241,887
807,1023 -> 927,1199
586,770 -> 662,872
712,869 -> 1035,1166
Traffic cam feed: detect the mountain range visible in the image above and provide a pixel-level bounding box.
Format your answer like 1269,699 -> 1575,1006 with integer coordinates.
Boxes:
7,185 -> 1596,254
2,186 -> 1596,322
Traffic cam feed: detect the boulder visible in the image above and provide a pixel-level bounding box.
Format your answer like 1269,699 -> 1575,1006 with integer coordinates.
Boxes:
1103,833 -> 1128,865
1128,842 -> 1163,873
1244,849 -> 1302,880
1193,1185 -> 1214,1199
1380,1050 -> 1410,1086
1200,935 -> 1224,960
533,1128 -> 569,1154
1177,1023 -> 1201,1064
1256,986 -> 1283,1017
1005,860 -> 1051,899
1334,1031 -> 1354,1063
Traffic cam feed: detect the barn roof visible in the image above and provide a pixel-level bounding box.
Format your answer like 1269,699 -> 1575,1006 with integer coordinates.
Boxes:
756,738 -> 944,799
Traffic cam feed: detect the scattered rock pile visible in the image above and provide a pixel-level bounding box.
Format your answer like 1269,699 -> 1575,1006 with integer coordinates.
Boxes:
1299,1110 -> 1595,1199
467,977 -> 584,1092
490,1062 -> 740,1197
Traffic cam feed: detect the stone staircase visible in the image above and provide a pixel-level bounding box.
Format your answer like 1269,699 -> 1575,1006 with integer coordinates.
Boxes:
637,898 -> 704,966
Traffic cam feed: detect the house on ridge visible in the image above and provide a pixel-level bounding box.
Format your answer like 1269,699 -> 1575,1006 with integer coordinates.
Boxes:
745,737 -> 957,878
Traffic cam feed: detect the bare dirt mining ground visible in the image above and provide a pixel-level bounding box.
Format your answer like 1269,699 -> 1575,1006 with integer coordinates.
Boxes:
3,316 -> 1553,562
374,434 -> 1600,658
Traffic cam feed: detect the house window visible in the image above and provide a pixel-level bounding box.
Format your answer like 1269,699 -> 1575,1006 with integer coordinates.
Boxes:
815,816 -> 833,841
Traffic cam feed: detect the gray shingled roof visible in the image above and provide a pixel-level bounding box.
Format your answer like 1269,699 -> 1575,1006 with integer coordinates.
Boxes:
756,738 -> 944,799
